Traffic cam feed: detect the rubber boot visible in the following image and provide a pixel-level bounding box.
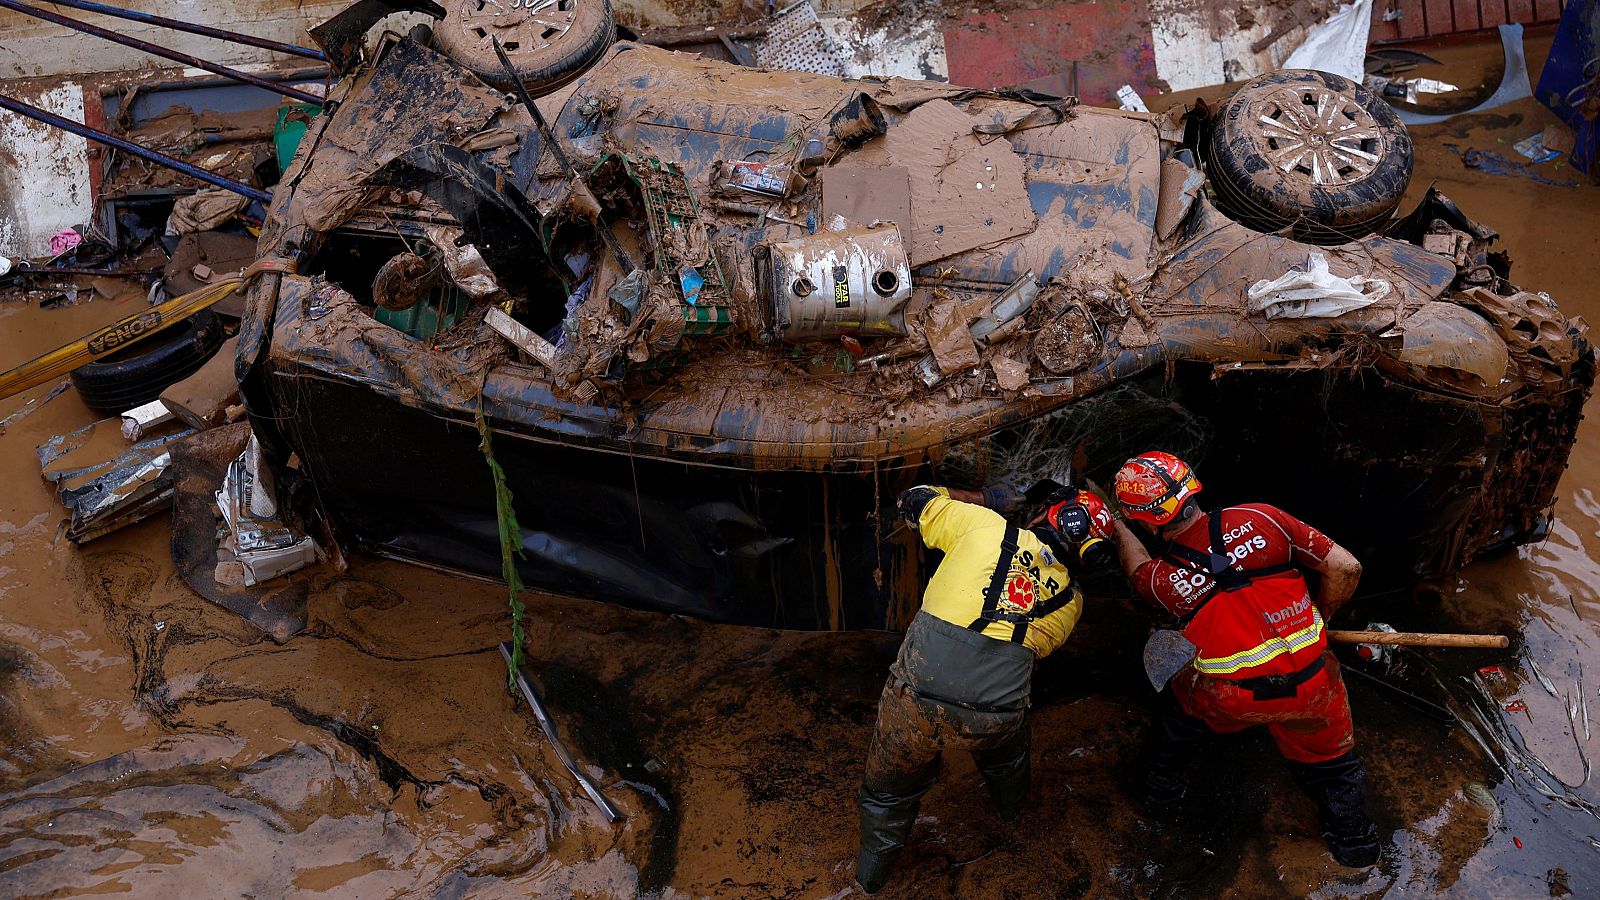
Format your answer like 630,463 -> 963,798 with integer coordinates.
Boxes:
973,717 -> 1031,824
856,776 -> 936,894
1289,751 -> 1381,867
854,845 -> 897,895
1137,709 -> 1212,813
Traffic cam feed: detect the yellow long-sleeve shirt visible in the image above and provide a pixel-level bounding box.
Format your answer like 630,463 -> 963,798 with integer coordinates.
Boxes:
915,489 -> 1083,657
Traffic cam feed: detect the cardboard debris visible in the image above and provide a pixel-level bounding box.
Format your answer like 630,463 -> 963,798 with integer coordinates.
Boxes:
922,295 -> 981,375
871,99 -> 1037,267
821,164 -> 913,233
160,337 -> 241,430
990,354 -> 1031,392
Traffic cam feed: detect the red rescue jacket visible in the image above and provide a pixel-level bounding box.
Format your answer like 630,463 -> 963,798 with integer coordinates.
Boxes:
1133,505 -> 1335,680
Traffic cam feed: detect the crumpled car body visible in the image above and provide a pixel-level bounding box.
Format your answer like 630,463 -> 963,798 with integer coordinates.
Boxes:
237,33 -> 1595,631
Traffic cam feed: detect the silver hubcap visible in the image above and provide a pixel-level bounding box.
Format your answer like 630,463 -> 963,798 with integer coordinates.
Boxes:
1248,85 -> 1385,186
456,0 -> 578,57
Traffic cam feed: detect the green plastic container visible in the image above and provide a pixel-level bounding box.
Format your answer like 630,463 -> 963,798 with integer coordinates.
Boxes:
273,103 -> 322,174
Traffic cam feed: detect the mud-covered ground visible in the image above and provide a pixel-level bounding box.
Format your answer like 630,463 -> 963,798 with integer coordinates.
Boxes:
3,43 -> 1599,900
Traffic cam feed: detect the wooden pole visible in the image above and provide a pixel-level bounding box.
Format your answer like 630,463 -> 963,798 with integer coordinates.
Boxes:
1327,630 -> 1509,649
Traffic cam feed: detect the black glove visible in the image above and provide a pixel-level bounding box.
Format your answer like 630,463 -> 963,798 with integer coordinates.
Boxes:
898,486 -> 941,527
980,481 -> 1025,514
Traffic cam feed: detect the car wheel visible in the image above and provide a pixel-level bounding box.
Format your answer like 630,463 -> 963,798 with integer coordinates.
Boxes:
71,310 -> 226,415
433,0 -> 615,95
1205,70 -> 1413,244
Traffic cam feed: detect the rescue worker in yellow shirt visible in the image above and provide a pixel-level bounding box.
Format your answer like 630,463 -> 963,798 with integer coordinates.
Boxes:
854,483 -> 1113,894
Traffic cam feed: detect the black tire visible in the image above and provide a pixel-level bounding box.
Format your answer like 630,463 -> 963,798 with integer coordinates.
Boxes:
1205,70 -> 1413,244
433,0 -> 615,95
71,310 -> 225,415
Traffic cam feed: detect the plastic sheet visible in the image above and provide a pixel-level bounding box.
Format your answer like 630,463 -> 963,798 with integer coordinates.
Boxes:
1282,0 -> 1373,82
1247,252 -> 1390,320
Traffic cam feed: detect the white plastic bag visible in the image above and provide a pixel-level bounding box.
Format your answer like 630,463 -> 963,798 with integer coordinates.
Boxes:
1282,0 -> 1374,82
1247,252 -> 1390,320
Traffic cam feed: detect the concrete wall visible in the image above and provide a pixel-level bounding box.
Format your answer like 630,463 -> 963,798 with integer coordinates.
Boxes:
0,1 -> 350,79
0,80 -> 91,260
0,1 -> 362,257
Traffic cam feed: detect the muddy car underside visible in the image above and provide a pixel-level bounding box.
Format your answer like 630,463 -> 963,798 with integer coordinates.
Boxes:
238,32 -> 1594,631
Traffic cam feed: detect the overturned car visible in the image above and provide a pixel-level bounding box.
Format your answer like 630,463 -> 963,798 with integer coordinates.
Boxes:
234,6 -> 1594,631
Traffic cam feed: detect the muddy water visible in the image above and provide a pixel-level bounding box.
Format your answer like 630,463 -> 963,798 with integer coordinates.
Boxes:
4,75 -> 1600,900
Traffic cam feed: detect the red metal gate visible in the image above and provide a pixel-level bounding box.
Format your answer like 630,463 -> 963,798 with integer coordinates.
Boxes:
1371,0 -> 1570,43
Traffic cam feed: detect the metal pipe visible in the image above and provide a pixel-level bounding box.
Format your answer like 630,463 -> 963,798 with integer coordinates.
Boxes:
6,265 -> 156,277
33,0 -> 326,61
0,0 -> 323,106
499,644 -> 624,822
0,93 -> 272,203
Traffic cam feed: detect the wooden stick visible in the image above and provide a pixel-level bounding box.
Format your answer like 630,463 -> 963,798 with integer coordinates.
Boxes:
1327,630 -> 1509,649
0,258 -> 293,403
0,277 -> 243,402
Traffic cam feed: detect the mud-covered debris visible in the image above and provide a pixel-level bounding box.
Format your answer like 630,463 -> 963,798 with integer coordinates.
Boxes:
423,224 -> 503,299
1390,302 -> 1510,390
765,224 -> 913,342
373,252 -> 439,312
874,98 -> 1037,266
1032,308 -> 1100,375
486,308 -> 558,370
216,434 -> 320,587
38,418 -> 194,544
715,159 -> 803,199
922,294 -> 980,376
1421,228 -> 1476,266
990,355 -> 1030,392
160,337 -> 243,430
1154,154 -> 1206,241
168,190 -> 251,235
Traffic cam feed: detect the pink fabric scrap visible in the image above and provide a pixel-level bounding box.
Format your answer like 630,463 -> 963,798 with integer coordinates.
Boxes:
49,228 -> 83,257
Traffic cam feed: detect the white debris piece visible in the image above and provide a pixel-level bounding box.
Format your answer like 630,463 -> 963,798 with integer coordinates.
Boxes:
1247,252 -> 1390,320
216,433 -> 318,586
1116,85 -> 1150,112
1282,0 -> 1374,81
121,400 -> 175,441
1407,78 -> 1460,97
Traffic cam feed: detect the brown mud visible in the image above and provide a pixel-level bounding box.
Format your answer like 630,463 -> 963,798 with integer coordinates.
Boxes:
3,42 -> 1600,900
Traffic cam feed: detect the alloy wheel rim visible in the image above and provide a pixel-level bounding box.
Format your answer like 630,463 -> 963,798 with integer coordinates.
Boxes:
456,0 -> 580,57
1245,84 -> 1386,187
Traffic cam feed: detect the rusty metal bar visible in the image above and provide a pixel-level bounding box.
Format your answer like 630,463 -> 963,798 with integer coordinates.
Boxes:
0,93 -> 272,203
32,0 -> 327,60
0,0 -> 324,105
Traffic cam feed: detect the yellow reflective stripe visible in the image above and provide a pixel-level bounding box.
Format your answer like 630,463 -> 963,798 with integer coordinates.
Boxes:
1194,609 -> 1324,675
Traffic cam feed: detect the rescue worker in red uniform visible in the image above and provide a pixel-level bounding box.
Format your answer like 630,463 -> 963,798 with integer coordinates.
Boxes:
1106,451 -> 1380,868
854,484 -> 1109,894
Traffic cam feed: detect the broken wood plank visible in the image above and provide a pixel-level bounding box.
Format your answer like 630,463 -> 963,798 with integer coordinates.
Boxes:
485,307 -> 558,370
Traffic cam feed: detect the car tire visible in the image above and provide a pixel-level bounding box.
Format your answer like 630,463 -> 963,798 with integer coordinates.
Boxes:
433,0 -> 615,95
1205,69 -> 1413,244
71,310 -> 226,415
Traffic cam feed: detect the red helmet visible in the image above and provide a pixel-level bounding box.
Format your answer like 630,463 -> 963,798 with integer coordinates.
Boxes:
1114,452 -> 1202,525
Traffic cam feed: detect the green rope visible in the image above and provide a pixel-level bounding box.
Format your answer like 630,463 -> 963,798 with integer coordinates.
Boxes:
475,398 -> 527,693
